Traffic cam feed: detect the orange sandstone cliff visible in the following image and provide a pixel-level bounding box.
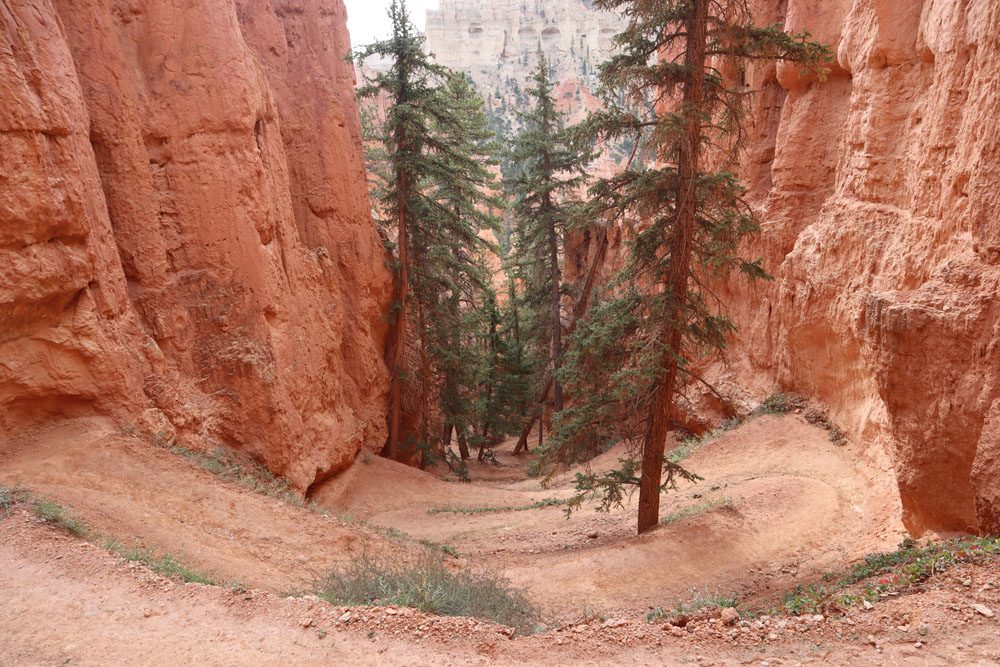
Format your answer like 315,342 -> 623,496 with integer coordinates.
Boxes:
2,0 -> 999,539
726,0 -> 1000,536
0,0 -> 391,491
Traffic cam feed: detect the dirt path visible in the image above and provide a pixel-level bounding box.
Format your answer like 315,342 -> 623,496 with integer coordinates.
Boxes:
316,414 -> 906,619
2,413 -> 999,665
0,417 -> 412,593
3,511 -> 999,666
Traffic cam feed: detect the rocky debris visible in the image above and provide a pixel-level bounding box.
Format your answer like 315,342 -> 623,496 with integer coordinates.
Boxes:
720,608 -> 740,626
971,604 -> 995,619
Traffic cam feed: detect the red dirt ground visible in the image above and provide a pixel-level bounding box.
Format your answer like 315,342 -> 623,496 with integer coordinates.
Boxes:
2,414 -> 999,665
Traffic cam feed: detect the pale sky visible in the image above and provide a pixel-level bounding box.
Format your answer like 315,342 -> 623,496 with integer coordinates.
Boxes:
344,0 -> 440,48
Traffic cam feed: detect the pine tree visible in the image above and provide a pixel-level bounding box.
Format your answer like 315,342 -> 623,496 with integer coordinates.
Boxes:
548,0 -> 829,533
357,2 -> 500,461
506,53 -> 592,450
421,72 -> 502,461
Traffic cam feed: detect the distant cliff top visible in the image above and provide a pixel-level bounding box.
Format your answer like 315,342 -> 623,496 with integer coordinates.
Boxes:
424,0 -> 625,134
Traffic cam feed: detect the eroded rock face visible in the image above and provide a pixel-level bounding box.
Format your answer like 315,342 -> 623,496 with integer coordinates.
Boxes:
728,0 -> 1000,535
424,0 -> 624,130
0,0 -> 391,491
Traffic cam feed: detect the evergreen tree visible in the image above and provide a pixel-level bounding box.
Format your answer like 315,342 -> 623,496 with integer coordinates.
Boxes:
507,52 -> 592,442
548,0 -> 829,533
356,2 -> 500,461
422,72 -> 502,461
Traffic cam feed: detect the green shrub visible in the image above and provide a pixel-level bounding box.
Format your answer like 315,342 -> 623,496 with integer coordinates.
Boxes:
428,498 -> 565,515
314,552 -> 539,634
753,393 -> 805,416
157,440 -> 304,507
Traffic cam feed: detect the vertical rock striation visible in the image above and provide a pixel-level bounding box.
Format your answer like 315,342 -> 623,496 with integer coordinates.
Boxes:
0,0 -> 391,491
424,0 -> 624,131
728,0 -> 1000,535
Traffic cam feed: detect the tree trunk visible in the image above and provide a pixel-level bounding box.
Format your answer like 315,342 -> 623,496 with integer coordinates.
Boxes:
548,208 -> 564,413
513,227 -> 609,454
541,107 -> 565,414
457,427 -> 471,460
481,300 -> 499,439
636,0 -> 707,535
387,169 -> 410,461
415,288 -> 432,448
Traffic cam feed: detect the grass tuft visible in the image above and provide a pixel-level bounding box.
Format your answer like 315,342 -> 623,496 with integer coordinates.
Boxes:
0,485 -> 14,516
30,498 -> 88,537
157,438 -> 305,507
104,541 -> 215,585
752,393 -> 805,416
661,496 -> 734,525
428,498 -> 565,515
648,591 -> 740,623
314,551 -> 539,634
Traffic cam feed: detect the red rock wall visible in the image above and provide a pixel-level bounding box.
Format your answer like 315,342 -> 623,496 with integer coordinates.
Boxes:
728,0 -> 1000,535
0,0 -> 392,491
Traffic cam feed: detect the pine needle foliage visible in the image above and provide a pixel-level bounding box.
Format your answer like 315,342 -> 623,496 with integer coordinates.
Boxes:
507,53 -> 594,415
548,0 -> 830,532
356,1 -> 501,459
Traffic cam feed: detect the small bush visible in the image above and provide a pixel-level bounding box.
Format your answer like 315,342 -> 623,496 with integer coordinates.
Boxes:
314,552 -> 539,634
668,418 -> 740,464
428,498 -> 565,515
772,536 -> 1000,616
157,440 -> 305,507
655,592 -> 740,622
30,498 -> 88,537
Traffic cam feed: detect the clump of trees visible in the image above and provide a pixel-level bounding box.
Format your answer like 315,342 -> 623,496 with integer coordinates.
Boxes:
356,0 -> 535,466
357,0 -> 828,532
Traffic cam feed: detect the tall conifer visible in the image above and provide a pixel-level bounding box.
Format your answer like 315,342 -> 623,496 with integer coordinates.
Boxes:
357,2 -> 500,461
507,53 -> 592,435
549,0 -> 829,532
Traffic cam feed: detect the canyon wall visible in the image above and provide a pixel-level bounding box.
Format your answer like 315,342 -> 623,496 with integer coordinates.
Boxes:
726,0 -> 1000,535
0,0 -> 391,491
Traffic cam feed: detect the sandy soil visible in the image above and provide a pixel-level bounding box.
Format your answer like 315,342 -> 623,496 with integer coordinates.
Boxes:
2,413 -> 999,665
316,415 -> 906,619
3,511 -> 999,666
0,417 -> 411,593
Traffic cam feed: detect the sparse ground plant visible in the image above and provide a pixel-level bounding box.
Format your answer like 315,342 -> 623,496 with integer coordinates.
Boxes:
30,497 -> 88,538
772,536 -> 1000,616
419,539 -> 460,558
580,604 -> 606,624
752,393 -> 806,416
314,551 -> 539,634
104,541 -> 215,585
0,485 -> 14,516
168,443 -> 305,507
428,498 -> 565,515
651,592 -> 740,623
668,418 -> 741,465
645,607 -> 667,623
660,496 -> 734,525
